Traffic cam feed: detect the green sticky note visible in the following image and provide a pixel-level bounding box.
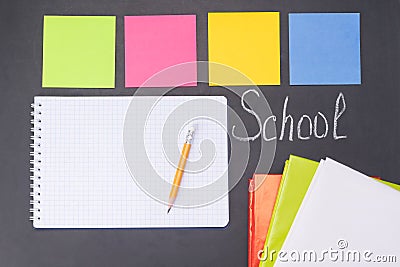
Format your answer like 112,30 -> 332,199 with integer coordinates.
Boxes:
42,16 -> 116,88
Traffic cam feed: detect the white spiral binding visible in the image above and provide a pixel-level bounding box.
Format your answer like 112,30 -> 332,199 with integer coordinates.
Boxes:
30,102 -> 42,223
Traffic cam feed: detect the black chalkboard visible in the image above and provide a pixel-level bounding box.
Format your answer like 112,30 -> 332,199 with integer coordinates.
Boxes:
0,0 -> 399,266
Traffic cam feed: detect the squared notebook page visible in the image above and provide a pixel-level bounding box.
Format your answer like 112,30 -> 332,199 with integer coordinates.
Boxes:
31,96 -> 229,228
275,158 -> 400,266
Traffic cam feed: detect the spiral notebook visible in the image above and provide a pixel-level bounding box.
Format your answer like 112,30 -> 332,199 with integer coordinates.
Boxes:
30,96 -> 229,228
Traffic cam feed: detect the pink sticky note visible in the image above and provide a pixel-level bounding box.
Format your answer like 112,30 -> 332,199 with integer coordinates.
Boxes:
125,15 -> 197,88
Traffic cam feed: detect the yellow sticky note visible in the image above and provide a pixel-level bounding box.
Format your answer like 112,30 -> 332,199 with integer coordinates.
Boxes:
208,12 -> 280,86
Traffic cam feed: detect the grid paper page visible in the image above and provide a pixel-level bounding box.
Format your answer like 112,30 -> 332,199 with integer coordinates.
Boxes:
32,96 -> 229,228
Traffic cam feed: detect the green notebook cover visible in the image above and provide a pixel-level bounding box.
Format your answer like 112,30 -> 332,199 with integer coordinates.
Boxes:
259,155 -> 318,267
379,180 -> 400,191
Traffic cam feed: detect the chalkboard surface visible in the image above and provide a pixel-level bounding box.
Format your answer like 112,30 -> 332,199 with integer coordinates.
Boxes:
0,0 -> 399,266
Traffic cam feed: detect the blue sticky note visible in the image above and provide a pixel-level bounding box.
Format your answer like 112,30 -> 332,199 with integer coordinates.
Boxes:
289,13 -> 361,85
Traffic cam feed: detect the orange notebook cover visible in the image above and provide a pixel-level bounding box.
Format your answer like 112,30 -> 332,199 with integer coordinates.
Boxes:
248,174 -> 282,267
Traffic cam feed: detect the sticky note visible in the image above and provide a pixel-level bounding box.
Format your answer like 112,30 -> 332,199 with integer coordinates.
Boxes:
208,12 -> 280,86
42,16 -> 116,88
124,15 -> 197,88
289,13 -> 361,85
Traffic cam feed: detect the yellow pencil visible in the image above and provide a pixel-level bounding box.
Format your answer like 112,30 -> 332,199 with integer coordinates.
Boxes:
167,126 -> 195,214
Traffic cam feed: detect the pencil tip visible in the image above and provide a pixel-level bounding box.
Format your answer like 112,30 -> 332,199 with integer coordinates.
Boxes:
167,207 -> 171,214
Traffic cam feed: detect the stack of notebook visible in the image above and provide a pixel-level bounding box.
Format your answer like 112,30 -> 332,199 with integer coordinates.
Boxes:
248,155 -> 400,267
